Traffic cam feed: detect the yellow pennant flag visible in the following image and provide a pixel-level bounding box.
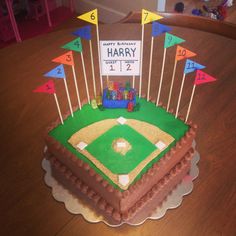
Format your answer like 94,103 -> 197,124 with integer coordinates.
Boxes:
77,9 -> 98,25
142,9 -> 163,25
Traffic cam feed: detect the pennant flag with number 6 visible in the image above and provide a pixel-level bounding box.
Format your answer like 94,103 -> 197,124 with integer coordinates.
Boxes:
77,9 -> 98,25
175,46 -> 196,61
62,37 -> 83,52
164,33 -> 185,49
44,64 -> 65,79
142,9 -> 163,25
184,59 -> 205,74
33,80 -> 55,94
195,70 -> 217,85
152,22 -> 171,37
73,25 -> 92,40
52,51 -> 74,66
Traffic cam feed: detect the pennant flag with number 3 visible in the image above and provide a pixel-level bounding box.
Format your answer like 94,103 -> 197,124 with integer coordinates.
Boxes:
33,80 -> 55,94
142,9 -> 163,24
195,70 -> 217,85
184,59 -> 205,74
164,33 -> 185,48
62,37 -> 83,52
52,51 -> 74,66
152,22 -> 171,37
72,25 -> 92,40
44,64 -> 65,79
77,9 -> 98,25
175,46 -> 196,61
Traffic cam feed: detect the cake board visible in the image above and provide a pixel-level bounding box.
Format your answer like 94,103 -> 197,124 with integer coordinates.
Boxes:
42,141 -> 199,227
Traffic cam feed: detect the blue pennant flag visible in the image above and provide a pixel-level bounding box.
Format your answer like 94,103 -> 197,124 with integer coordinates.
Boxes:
44,64 -> 65,79
152,22 -> 171,37
184,59 -> 206,74
72,25 -> 92,40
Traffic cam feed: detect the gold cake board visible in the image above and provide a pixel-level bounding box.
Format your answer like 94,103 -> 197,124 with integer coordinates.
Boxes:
42,141 -> 199,227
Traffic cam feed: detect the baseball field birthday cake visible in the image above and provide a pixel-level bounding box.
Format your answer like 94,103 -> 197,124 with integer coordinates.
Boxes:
34,9 -> 216,225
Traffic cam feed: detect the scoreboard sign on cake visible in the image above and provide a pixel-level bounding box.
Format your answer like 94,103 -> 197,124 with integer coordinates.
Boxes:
100,40 -> 141,76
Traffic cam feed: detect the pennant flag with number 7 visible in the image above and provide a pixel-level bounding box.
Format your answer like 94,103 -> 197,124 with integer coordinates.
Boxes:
142,9 -> 163,25
77,9 -> 98,25
33,80 -> 64,124
44,64 -> 74,117
73,25 -> 92,40
52,51 -> 74,66
44,64 -> 65,79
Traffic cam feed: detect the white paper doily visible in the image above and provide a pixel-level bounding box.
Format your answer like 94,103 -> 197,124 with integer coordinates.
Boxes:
42,141 -> 199,227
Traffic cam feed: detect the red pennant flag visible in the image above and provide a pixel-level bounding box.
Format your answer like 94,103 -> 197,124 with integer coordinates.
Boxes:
33,80 -> 55,94
195,70 -> 217,85
52,51 -> 74,66
175,46 -> 196,61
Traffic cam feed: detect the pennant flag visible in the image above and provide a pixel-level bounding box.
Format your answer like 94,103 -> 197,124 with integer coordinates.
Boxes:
62,37 -> 82,52
77,9 -> 98,25
195,70 -> 217,85
184,59 -> 205,74
142,9 -> 163,25
164,33 -> 185,49
44,64 -> 65,79
175,46 -> 196,61
72,25 -> 92,40
52,51 -> 74,66
152,22 -> 171,37
33,80 -> 55,94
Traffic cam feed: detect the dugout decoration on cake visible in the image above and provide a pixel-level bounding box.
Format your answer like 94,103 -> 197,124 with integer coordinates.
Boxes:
34,9 -> 217,225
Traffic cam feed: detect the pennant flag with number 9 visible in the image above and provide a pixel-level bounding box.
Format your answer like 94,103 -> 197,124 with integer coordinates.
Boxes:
184,59 -> 205,74
62,37 -> 82,53
72,25 -> 92,40
77,9 -> 98,25
195,70 -> 217,85
175,46 -> 196,61
164,33 -> 185,48
52,51 -> 74,66
142,9 -> 163,25
33,80 -> 55,94
44,64 -> 65,79
152,22 -> 171,37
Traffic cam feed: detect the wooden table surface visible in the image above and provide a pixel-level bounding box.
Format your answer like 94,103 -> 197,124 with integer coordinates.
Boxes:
0,17 -> 236,236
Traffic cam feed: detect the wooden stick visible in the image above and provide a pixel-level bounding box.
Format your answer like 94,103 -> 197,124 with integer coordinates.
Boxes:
44,0 -> 52,27
106,75 -> 109,86
132,75 -> 135,88
63,77 -> 73,117
96,25 -> 103,93
139,24 -> 144,97
147,36 -> 154,101
156,47 -> 167,106
185,84 -> 196,122
53,93 -> 64,124
89,40 -> 96,97
80,52 -> 90,103
175,73 -> 186,118
167,60 -> 177,111
72,65 -> 81,109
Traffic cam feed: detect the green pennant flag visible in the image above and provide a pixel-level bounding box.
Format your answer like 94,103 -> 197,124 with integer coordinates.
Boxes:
164,33 -> 185,49
62,37 -> 83,52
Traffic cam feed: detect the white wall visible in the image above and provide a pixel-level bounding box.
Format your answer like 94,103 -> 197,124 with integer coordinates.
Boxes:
62,0 -> 158,23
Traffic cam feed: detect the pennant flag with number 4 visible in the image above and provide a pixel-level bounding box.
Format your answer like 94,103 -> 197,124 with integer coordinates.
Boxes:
142,9 -> 163,25
73,25 -> 92,40
175,46 -> 196,61
152,22 -> 171,37
184,59 -> 205,74
77,9 -> 98,25
62,37 -> 83,52
33,80 -> 55,94
44,64 -> 65,79
164,33 -> 185,48
195,70 -> 217,85
52,51 -> 74,66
